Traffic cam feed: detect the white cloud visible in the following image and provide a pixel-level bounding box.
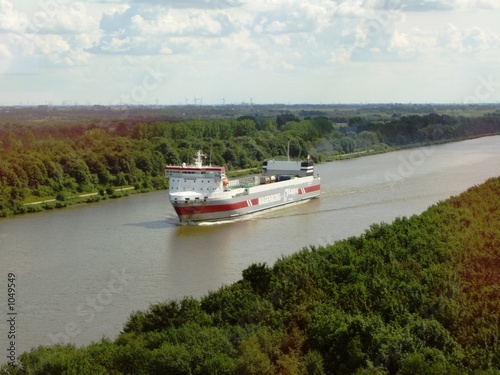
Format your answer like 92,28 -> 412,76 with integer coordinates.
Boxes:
0,0 -> 29,32
36,34 -> 70,55
0,41 -> 10,57
456,0 -> 500,9
132,0 -> 243,10
0,1 -> 100,70
335,1 -> 371,18
402,0 -> 455,11
32,2 -> 99,34
388,29 -> 436,59
364,0 -> 500,11
439,24 -> 499,54
100,5 -> 227,38
251,1 -> 334,36
1,0 -> 500,104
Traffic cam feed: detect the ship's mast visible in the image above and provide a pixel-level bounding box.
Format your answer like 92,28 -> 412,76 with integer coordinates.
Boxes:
194,150 -> 204,168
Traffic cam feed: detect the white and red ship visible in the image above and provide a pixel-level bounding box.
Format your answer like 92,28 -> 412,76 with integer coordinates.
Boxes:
165,151 -> 320,223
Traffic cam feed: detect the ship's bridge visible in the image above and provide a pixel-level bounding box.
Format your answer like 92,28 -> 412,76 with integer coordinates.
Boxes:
165,151 -> 228,196
166,167 -> 226,194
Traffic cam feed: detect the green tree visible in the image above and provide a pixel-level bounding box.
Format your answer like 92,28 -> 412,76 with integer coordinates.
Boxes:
341,136 -> 357,153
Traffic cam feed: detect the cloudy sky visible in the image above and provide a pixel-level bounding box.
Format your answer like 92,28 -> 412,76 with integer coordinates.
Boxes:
1,0 -> 499,106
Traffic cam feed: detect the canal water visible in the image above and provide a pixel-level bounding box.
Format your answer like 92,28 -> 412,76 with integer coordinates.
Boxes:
0,135 -> 499,360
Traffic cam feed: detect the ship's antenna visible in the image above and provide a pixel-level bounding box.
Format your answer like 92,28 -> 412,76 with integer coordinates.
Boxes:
194,150 -> 204,167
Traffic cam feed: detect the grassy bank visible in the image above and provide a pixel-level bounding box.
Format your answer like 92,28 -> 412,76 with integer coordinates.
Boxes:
13,187 -> 135,215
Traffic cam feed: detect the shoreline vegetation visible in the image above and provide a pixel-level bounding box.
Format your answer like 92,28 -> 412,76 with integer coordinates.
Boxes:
2,177 -> 498,374
1,105 -> 499,217
5,133 -> 497,216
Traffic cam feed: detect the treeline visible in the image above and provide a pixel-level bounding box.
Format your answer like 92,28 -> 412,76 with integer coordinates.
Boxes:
1,178 -> 498,374
0,116 -> 320,216
352,112 -> 500,146
1,112 -> 499,216
310,112 -> 500,156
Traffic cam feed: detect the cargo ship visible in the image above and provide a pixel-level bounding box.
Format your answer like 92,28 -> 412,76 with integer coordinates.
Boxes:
165,151 -> 320,223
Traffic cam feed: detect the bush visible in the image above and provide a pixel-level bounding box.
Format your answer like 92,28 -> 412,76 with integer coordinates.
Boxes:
55,192 -> 66,201
26,205 -> 43,213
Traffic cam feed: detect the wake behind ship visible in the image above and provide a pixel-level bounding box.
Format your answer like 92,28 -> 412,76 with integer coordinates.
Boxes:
165,151 -> 321,223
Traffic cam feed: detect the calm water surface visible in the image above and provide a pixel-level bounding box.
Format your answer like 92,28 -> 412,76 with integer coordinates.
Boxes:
0,136 -> 499,359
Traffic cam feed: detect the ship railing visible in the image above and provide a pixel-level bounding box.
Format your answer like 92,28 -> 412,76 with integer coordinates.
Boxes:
228,176 -> 259,188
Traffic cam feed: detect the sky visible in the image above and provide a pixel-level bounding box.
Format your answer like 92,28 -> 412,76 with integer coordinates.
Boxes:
1,0 -> 500,106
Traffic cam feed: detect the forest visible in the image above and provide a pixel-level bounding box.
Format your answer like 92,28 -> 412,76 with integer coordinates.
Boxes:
1,175 -> 498,374
1,110 -> 499,216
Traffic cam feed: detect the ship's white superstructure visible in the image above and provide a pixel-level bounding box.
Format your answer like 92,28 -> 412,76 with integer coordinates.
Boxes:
165,151 -> 320,222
